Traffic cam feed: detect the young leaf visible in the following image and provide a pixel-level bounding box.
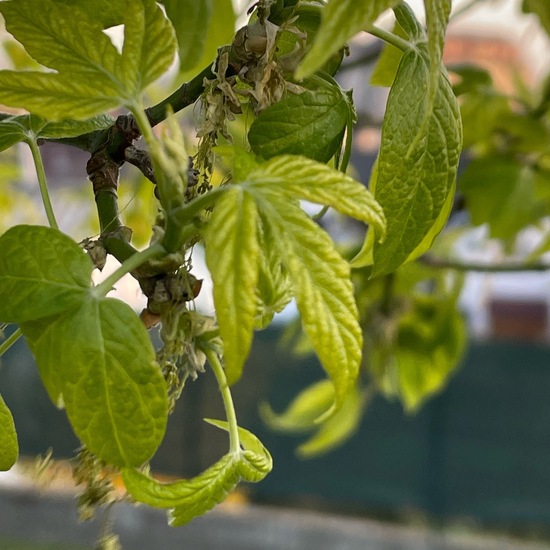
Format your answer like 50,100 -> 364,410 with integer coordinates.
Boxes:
179,0 -> 236,81
0,114 -> 114,152
203,187 -> 260,385
354,50 -> 462,275
121,423 -> 271,526
23,298 -> 168,467
260,379 -> 336,433
205,419 -> 273,482
295,0 -> 399,79
394,303 -> 466,412
123,454 -> 240,526
296,385 -> 366,458
0,225 -> 92,323
255,193 -> 362,411
248,78 -> 351,163
162,0 -> 214,72
254,222 -> 293,330
459,157 -> 537,240
248,156 -> 386,239
0,394 -> 18,471
0,0 -> 176,120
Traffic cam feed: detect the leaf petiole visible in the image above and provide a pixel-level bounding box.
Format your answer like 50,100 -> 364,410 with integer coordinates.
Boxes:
203,347 -> 241,456
367,25 -> 412,53
27,139 -> 58,229
93,242 -> 166,298
0,328 -> 22,358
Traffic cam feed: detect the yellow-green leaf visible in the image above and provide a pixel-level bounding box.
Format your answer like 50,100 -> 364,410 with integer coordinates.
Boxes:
203,187 -> 260,385
0,394 -> 18,471
296,0 -> 399,79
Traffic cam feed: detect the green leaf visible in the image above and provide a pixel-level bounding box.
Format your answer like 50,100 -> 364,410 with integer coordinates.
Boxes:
0,394 -> 18,471
0,0 -> 176,120
254,222 -> 293,330
260,379 -> 336,433
120,0 -> 178,97
0,72 -> 120,121
0,114 -> 114,152
459,157 -> 538,240
248,156 -> 386,239
22,298 -> 168,467
523,0 -> 550,35
205,419 -> 273,482
203,187 -> 260,385
122,422 -> 271,526
162,0 -> 213,72
296,0 -> 399,79
355,50 -> 462,275
254,192 -> 361,411
0,225 -> 92,323
296,384 -> 366,458
248,77 -> 351,163
54,0 -> 126,27
424,0 -> 451,101
122,454 -> 240,523
179,0 -> 235,81
394,301 -> 466,412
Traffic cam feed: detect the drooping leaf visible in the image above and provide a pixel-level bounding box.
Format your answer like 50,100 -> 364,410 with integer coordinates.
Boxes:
523,0 -> 550,35
178,0 -> 235,81
55,0 -> 126,27
205,419 -> 273,482
353,49 -> 462,275
23,298 -> 168,467
296,385 -> 366,458
122,454 -> 240,523
0,394 -> 18,471
296,0 -> 399,79
254,192 -> 362,411
162,0 -> 214,72
0,225 -> 92,323
248,77 -> 351,163
122,422 -> 271,526
0,0 -> 176,120
0,114 -> 115,152
203,187 -> 260,385
459,157 -> 538,240
260,379 -> 336,433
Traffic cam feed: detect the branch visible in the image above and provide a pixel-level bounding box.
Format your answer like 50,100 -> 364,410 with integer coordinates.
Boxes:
420,254 -> 550,273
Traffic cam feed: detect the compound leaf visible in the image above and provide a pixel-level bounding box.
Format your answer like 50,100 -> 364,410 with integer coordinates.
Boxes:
203,187 -> 260,385
23,298 -> 168,467
248,155 -> 386,240
0,225 -> 92,323
0,394 -> 18,471
0,0 -> 176,119
296,0 -> 399,79
255,192 -> 361,411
